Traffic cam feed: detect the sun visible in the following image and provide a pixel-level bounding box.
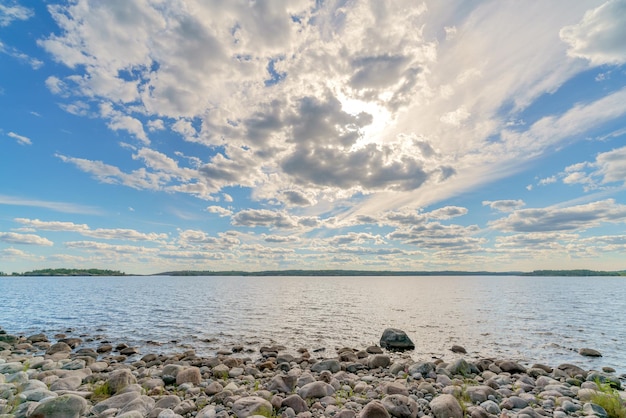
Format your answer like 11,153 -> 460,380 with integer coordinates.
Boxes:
336,93 -> 395,148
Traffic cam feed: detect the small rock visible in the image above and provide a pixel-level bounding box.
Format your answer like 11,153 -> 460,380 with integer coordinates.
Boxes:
450,345 -> 467,354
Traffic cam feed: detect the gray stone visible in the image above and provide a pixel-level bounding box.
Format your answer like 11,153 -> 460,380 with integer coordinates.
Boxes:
232,396 -> 274,418
162,364 -> 185,377
176,366 -> 201,385
383,382 -> 409,396
380,329 -> 415,351
498,361 -> 526,374
361,400 -> 391,418
450,345 -> 467,354
158,410 -> 185,418
561,400 -> 581,413
499,396 -> 528,410
268,375 -> 298,393
579,348 -> 602,357
407,362 -> 435,377
29,394 -> 88,418
583,402 -> 608,418
19,388 -> 58,402
446,358 -> 472,376
298,381 -> 336,399
155,395 -> 182,410
205,381 -> 224,395
173,399 -> 196,415
117,412 -> 146,418
465,386 -> 497,404
368,355 -> 391,369
311,359 -> 341,373
282,394 -> 308,413
297,373 -> 316,388
92,390 -> 142,414
61,359 -> 85,370
480,400 -> 501,415
118,394 -> 156,416
382,394 -> 419,418
429,394 -> 463,418
46,342 -> 72,355
107,368 -> 137,394
0,362 -> 23,374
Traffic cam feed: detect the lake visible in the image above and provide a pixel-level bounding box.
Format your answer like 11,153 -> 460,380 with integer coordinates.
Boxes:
1,275 -> 624,374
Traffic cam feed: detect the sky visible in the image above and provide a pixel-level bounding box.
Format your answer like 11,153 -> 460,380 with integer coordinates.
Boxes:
1,0 -> 626,275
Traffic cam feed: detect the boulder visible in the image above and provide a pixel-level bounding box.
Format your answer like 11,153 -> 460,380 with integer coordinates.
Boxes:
579,348 -> 602,357
232,396 -> 274,418
368,355 -> 391,369
382,394 -> 419,418
282,394 -> 308,413
379,329 -> 415,351
429,394 -> 463,418
46,342 -> 72,355
176,366 -> 201,385
298,381 -> 336,399
311,359 -> 341,373
107,368 -> 137,394
268,374 -> 297,393
361,400 -> 391,418
29,394 -> 88,418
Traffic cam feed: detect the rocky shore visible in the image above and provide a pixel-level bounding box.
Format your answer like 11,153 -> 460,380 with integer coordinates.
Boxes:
1,327 -> 625,418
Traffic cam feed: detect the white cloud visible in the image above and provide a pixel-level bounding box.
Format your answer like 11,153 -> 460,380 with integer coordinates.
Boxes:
0,232 -> 53,246
14,218 -> 167,242
483,200 -> 525,213
14,218 -> 89,232
7,131 -> 31,145
37,0 -> 626,217
489,199 -> 626,232
0,4 -> 32,26
206,206 -> 233,217
560,0 -> 626,65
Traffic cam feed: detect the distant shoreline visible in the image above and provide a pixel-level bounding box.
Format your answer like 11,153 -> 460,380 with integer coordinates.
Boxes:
3,268 -> 625,277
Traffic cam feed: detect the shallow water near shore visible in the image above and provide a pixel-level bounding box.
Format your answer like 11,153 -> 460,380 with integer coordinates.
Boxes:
1,275 -> 624,373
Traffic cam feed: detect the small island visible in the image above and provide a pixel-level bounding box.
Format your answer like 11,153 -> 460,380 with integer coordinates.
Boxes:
2,268 -> 127,277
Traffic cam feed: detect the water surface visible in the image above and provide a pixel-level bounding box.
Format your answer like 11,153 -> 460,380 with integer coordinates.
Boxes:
1,275 -> 624,373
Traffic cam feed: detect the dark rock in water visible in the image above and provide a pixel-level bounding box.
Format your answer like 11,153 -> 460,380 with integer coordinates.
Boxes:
450,345 -> 467,354
379,328 -> 415,351
578,347 -> 602,357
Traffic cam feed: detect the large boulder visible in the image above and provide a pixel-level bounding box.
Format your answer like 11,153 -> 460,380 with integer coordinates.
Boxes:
232,396 -> 274,418
429,394 -> 463,418
29,394 -> 89,418
382,394 -> 419,418
361,400 -> 391,418
379,329 -> 415,351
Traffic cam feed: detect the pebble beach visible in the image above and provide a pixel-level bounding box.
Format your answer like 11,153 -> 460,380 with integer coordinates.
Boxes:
1,327 -> 625,418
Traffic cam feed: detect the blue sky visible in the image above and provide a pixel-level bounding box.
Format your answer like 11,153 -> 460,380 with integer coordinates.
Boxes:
1,0 -> 625,275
